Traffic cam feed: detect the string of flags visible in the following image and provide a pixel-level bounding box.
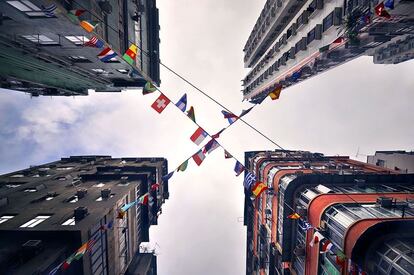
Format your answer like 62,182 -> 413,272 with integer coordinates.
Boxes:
49,220 -> 114,275
285,212 -> 368,274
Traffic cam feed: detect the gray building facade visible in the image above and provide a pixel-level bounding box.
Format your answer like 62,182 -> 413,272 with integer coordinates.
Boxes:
367,150 -> 414,173
242,0 -> 414,102
0,155 -> 169,274
0,0 -> 160,96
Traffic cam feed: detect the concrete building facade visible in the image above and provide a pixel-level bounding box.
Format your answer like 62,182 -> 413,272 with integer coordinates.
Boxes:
0,0 -> 160,96
244,150 -> 414,274
367,150 -> 414,173
0,155 -> 168,274
242,0 -> 414,102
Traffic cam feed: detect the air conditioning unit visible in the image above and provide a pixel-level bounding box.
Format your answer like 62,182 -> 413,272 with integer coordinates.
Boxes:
101,189 -> 111,199
74,207 -> 88,220
76,188 -> 87,199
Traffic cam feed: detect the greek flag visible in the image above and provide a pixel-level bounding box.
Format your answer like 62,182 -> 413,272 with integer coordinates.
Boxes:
243,171 -> 256,190
42,4 -> 57,17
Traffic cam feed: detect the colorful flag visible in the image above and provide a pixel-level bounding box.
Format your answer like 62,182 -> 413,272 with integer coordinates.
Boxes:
244,172 -> 256,190
224,150 -> 232,159
269,86 -> 282,100
84,36 -> 104,48
335,250 -> 346,266
319,45 -> 330,52
62,253 -> 76,270
120,201 -> 137,212
288,213 -> 301,219
69,9 -> 86,17
309,231 -> 325,247
333,37 -> 345,44
320,240 -> 334,254
240,106 -> 254,118
80,20 -> 99,32
234,161 -> 245,176
249,94 -> 267,105
97,47 -> 117,62
177,160 -> 189,172
123,44 -> 138,65
384,0 -> 394,9
252,182 -> 268,197
190,127 -> 208,145
73,239 -> 95,260
211,128 -> 225,139
175,93 -> 187,112
301,221 -> 313,231
187,106 -> 196,122
203,139 -> 219,154
137,193 -> 149,205
151,93 -> 171,113
151,183 -> 160,191
48,262 -> 63,275
221,110 -> 238,124
42,4 -> 57,17
291,71 -> 301,81
143,81 -> 157,95
162,171 -> 174,181
100,220 -> 114,231
192,150 -> 206,166
375,2 -> 391,18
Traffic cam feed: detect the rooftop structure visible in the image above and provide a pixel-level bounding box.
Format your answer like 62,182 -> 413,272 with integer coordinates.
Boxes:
244,150 -> 414,274
242,0 -> 414,102
0,0 -> 160,96
0,155 -> 169,274
367,150 -> 414,173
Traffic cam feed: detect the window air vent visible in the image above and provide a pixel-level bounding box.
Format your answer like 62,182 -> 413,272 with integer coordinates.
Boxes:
74,207 -> 88,220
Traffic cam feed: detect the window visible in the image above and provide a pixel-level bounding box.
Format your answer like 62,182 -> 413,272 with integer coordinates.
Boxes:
117,69 -> 128,74
22,35 -> 58,45
65,36 -> 89,45
20,215 -> 51,228
68,56 -> 91,63
6,184 -> 21,188
92,69 -> 109,74
62,217 -> 75,226
307,28 -> 316,44
0,215 -> 15,225
6,0 -> 48,17
323,12 -> 334,32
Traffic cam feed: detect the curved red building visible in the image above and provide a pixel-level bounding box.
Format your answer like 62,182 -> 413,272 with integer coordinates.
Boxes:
244,150 -> 414,275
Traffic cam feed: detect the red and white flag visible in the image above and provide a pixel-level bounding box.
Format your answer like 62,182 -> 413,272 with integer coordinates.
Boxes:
320,240 -> 333,253
151,94 -> 170,113
190,127 -> 208,145
309,231 -> 325,247
192,150 -> 205,166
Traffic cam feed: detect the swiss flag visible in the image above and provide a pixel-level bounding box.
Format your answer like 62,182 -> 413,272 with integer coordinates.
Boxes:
151,94 -> 170,113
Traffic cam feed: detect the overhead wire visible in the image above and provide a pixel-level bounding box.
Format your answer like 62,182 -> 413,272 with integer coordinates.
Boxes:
65,0 -> 389,220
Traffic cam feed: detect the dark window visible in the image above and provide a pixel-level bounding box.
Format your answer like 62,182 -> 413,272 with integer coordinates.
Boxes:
307,28 -> 316,44
323,12 -> 334,32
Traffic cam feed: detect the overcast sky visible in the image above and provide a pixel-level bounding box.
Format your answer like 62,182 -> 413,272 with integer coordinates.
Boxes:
1,0 -> 414,274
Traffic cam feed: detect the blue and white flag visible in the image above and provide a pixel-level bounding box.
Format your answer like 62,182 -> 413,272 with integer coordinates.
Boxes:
203,139 -> 219,154
162,171 -> 174,182
175,93 -> 187,112
234,161 -> 245,176
42,4 -> 57,17
243,171 -> 256,190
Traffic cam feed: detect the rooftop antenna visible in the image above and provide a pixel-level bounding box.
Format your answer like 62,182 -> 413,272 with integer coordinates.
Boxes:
355,147 -> 368,158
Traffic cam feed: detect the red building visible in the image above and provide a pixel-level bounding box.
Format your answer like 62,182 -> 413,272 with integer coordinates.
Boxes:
244,150 -> 414,275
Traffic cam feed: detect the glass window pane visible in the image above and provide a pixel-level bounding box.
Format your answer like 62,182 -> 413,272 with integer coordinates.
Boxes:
7,1 -> 30,11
